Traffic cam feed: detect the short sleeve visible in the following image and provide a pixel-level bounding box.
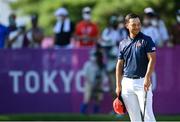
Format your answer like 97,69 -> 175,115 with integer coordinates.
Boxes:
145,37 -> 156,53
89,23 -> 99,37
118,42 -> 124,59
9,31 -> 18,41
75,22 -> 82,35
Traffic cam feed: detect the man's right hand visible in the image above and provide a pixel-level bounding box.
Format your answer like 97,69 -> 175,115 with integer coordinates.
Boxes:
115,86 -> 121,97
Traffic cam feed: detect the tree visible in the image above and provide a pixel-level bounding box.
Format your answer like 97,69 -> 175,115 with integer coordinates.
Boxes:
11,0 -> 176,36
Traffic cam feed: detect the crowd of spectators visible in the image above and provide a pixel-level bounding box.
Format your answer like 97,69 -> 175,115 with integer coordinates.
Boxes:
1,7 -> 180,49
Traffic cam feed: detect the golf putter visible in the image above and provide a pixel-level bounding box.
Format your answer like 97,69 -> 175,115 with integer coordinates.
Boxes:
142,91 -> 148,122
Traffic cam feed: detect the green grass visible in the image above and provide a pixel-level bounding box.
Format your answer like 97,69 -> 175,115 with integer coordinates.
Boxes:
0,113 -> 180,121
0,113 -> 127,121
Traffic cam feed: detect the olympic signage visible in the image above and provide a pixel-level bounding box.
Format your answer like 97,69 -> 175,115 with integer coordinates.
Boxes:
0,47 -> 180,114
0,48 -> 111,114
8,70 -> 85,94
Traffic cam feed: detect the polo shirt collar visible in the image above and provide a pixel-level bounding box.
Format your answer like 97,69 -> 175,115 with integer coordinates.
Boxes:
128,32 -> 143,41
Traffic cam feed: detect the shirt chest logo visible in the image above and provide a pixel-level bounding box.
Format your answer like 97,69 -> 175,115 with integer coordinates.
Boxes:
136,41 -> 142,47
135,39 -> 144,48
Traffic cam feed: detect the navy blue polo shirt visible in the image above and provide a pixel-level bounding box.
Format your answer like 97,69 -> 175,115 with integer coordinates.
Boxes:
118,32 -> 156,78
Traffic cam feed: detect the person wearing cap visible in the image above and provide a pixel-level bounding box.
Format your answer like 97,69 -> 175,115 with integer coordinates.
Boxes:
144,7 -> 154,15
169,9 -> 180,45
74,6 -> 99,47
26,13 -> 44,48
141,12 -> 161,46
53,7 -> 74,48
144,7 -> 169,47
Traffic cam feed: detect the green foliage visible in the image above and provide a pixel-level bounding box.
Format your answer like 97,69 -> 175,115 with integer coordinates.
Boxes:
11,0 -> 177,36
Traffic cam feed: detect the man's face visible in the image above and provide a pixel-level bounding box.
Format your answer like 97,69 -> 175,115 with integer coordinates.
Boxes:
9,15 -> 16,26
57,15 -> 66,22
126,18 -> 141,35
82,11 -> 91,21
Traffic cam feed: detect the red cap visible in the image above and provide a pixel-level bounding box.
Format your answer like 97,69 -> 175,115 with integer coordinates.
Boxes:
113,97 -> 127,114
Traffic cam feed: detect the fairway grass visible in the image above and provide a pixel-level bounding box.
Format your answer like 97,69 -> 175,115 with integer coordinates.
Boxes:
0,113 -> 180,121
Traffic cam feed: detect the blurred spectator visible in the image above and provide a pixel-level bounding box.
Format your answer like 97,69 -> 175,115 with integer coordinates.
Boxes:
105,46 -> 118,100
117,15 -> 128,44
141,13 -> 161,46
0,21 -> 8,48
142,11 -> 158,92
75,6 -> 99,47
169,9 -> 180,45
7,13 -> 17,33
7,19 -> 27,48
26,13 -> 44,48
100,16 -> 120,47
81,45 -> 105,114
99,16 -> 120,99
144,7 -> 169,47
53,7 -> 74,48
152,14 -> 170,46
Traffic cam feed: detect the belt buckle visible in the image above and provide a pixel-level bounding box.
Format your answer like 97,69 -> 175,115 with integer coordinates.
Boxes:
124,76 -> 141,79
132,77 -> 140,79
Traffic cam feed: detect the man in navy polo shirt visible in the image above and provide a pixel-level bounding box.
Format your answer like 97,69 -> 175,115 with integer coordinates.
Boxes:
115,13 -> 156,122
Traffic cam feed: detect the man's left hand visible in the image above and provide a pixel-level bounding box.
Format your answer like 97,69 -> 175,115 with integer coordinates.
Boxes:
144,76 -> 151,92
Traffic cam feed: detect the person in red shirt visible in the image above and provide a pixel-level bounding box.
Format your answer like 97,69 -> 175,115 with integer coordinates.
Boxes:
75,7 -> 99,47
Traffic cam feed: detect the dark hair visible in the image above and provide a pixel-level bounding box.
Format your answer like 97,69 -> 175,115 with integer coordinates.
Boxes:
31,13 -> 39,21
125,13 -> 140,24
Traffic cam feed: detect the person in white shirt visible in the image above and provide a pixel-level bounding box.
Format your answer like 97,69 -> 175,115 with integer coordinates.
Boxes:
81,47 -> 105,114
101,16 -> 120,47
141,13 -> 161,46
100,16 -> 120,100
7,19 -> 27,49
144,7 -> 169,47
117,15 -> 128,45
